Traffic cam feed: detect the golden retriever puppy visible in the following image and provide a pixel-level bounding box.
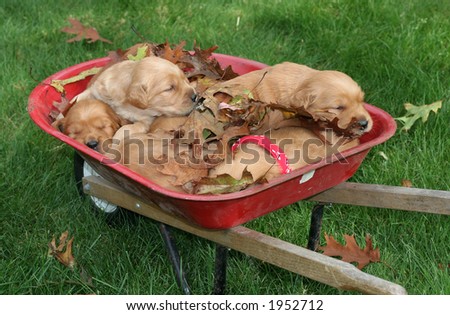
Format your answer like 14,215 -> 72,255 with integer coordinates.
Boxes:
52,99 -> 126,152
74,56 -> 197,127
218,62 -> 372,136
105,122 -> 195,192
210,126 -> 360,183
104,122 -> 190,193
104,116 -> 206,193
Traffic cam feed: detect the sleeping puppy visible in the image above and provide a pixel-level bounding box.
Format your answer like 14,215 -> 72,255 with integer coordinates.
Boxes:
52,99 -> 126,152
210,126 -> 360,183
73,56 -> 197,127
104,122 -> 188,193
217,62 -> 372,136
210,61 -> 374,183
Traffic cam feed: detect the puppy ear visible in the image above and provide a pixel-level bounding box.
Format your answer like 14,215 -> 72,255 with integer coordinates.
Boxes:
293,85 -> 327,121
118,116 -> 130,126
294,86 -> 317,110
127,83 -> 150,109
51,118 -> 66,133
112,114 -> 130,128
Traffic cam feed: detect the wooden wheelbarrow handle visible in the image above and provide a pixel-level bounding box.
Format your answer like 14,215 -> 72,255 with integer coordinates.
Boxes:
83,176 -> 407,295
309,182 -> 450,215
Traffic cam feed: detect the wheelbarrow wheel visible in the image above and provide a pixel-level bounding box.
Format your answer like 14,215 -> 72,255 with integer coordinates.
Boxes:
74,152 -> 121,216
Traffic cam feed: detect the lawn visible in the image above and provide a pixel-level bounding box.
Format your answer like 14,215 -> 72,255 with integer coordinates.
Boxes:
1,0 -> 449,295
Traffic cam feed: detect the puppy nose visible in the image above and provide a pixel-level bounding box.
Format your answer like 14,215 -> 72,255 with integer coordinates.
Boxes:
191,93 -> 198,102
358,120 -> 369,129
86,140 -> 99,149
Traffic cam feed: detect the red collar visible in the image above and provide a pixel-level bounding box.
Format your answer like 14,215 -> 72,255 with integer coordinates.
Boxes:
231,135 -> 292,175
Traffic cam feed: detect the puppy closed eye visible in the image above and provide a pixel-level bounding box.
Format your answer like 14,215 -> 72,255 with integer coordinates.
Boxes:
163,85 -> 175,93
94,121 -> 107,129
324,105 -> 346,115
67,127 -> 81,135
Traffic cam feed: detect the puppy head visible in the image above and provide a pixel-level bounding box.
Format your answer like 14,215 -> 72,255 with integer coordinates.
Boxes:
52,99 -> 125,152
126,57 -> 196,117
294,70 -> 373,135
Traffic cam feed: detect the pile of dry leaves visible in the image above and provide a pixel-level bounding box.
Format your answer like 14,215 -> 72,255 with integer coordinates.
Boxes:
52,39 -> 329,194
119,41 -> 289,194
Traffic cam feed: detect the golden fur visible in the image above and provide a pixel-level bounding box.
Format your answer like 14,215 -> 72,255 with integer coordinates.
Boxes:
210,63 -> 373,182
218,62 -> 372,135
105,122 -> 186,192
73,56 -> 196,127
52,99 -> 126,152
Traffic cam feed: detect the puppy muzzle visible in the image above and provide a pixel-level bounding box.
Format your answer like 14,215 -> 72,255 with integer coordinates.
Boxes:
347,118 -> 372,137
86,140 -> 99,150
358,119 -> 369,130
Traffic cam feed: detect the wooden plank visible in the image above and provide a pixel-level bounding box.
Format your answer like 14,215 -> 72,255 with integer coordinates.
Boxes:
309,182 -> 450,215
83,176 -> 407,295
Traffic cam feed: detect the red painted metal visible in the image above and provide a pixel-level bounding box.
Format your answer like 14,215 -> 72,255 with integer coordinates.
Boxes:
28,54 -> 397,229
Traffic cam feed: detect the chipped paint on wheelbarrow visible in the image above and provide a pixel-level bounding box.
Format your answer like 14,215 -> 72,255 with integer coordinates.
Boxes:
28,54 -> 397,229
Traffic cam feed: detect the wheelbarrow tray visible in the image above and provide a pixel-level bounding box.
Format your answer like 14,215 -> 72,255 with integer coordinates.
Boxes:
28,54 -> 396,229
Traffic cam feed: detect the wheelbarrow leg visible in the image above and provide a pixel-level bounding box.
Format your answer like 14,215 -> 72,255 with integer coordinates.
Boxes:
213,244 -> 228,295
307,203 -> 326,251
158,223 -> 191,294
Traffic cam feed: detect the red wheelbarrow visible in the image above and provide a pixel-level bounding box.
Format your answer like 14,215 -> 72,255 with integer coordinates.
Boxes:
28,54 -> 450,294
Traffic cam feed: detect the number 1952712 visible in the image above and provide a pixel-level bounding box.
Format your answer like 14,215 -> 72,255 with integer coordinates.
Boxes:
268,299 -> 323,311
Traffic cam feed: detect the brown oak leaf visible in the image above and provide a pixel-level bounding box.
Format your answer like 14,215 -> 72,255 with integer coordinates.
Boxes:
158,155 -> 209,186
219,123 -> 250,155
160,40 -> 187,64
61,18 -> 112,44
318,233 -> 380,270
401,179 -> 413,188
49,95 -> 70,120
179,42 -> 238,80
48,231 -> 76,269
178,110 -> 225,146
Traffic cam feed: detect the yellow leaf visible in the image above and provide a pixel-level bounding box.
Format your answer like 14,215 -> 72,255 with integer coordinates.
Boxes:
50,67 -> 102,93
127,45 -> 148,61
395,100 -> 442,132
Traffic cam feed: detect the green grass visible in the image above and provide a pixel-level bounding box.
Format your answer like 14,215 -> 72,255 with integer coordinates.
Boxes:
1,0 -> 449,295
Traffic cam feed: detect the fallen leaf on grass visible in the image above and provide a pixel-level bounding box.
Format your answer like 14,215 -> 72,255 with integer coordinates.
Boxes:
61,18 -> 112,44
319,234 -> 380,270
437,263 -> 450,271
401,179 -> 413,188
48,231 -> 76,269
376,151 -> 389,161
395,101 -> 442,132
